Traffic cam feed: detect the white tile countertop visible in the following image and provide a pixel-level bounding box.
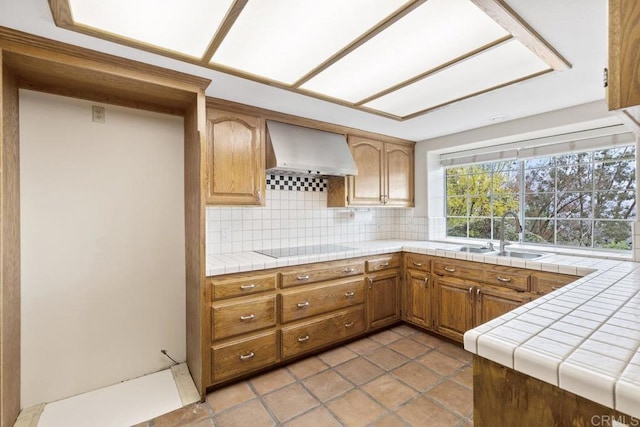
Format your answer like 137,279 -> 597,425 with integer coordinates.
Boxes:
206,239 -> 640,418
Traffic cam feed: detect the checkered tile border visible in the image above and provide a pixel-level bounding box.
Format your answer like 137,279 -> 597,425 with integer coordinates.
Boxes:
266,174 -> 327,192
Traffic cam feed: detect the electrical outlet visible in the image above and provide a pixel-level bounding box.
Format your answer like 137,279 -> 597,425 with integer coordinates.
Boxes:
221,228 -> 231,242
92,106 -> 105,123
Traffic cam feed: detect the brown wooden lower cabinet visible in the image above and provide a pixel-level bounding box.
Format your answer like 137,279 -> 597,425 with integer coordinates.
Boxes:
281,306 -> 365,359
211,331 -> 277,383
433,276 -> 474,342
405,269 -> 432,328
475,286 -> 531,326
367,271 -> 400,330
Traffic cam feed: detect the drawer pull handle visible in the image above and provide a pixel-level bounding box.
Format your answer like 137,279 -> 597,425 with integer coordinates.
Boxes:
344,321 -> 355,328
239,314 -> 255,321
496,276 -> 512,283
344,291 -> 355,298
297,275 -> 310,281
379,262 -> 390,268
413,262 -> 423,267
343,268 -> 356,273
240,284 -> 256,290
239,352 -> 255,360
444,266 -> 456,272
297,301 -> 310,308
297,335 -> 310,342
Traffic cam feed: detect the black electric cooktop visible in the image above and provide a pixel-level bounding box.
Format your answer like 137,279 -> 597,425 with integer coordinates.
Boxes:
255,244 -> 353,258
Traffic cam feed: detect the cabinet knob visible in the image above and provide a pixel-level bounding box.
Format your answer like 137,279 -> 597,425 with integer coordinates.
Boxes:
240,284 -> 256,290
296,301 -> 310,308
344,321 -> 355,328
239,314 -> 255,321
344,291 -> 355,298
297,275 -> 310,281
297,335 -> 310,342
239,351 -> 255,360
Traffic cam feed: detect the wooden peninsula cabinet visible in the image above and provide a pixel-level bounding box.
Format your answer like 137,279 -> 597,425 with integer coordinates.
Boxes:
205,109 -> 265,206
327,136 -> 414,207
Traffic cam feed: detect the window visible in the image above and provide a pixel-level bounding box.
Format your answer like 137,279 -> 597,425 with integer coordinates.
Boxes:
445,145 -> 636,251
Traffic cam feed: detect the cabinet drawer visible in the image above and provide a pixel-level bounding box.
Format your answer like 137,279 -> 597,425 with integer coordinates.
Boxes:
211,331 -> 277,383
280,278 -> 364,323
210,272 -> 276,300
366,254 -> 400,272
404,253 -> 431,272
280,261 -> 363,288
482,268 -> 529,292
212,295 -> 276,340
281,307 -> 365,359
433,260 -> 483,281
531,272 -> 579,296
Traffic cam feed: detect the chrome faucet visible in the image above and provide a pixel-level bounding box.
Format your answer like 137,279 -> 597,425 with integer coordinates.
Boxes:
500,211 -> 523,253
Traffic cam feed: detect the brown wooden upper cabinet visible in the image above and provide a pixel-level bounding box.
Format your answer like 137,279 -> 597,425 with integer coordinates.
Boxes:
607,0 -> 640,130
328,136 -> 414,207
206,109 -> 265,205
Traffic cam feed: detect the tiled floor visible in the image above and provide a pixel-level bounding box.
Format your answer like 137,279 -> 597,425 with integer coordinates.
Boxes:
142,325 -> 474,426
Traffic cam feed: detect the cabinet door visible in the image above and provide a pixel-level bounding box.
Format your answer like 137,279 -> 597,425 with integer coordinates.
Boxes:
434,276 -> 473,343
348,136 -> 384,206
475,286 -> 530,327
206,110 -> 265,205
384,142 -> 414,207
367,271 -> 400,329
405,270 -> 431,328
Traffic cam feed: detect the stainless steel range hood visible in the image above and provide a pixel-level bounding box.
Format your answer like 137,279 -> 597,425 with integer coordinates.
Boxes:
265,120 -> 358,177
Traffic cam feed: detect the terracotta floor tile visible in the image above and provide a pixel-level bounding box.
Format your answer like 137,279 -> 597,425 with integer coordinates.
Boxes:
451,365 -> 473,389
206,381 -> 255,413
303,369 -> 354,402
397,396 -> 462,427
417,350 -> 466,375
365,347 -> 409,371
250,368 -> 296,395
370,329 -> 403,345
287,356 -> 329,380
390,324 -> 419,337
335,357 -> 384,385
387,337 -> 430,359
263,382 -> 320,423
370,413 -> 410,427
392,361 -> 443,392
426,380 -> 473,418
326,389 -> 387,427
345,337 -> 382,355
215,399 -> 275,427
284,407 -> 342,427
361,375 -> 418,409
437,342 -> 474,363
410,332 -> 445,348
318,346 -> 358,367
153,403 -> 211,427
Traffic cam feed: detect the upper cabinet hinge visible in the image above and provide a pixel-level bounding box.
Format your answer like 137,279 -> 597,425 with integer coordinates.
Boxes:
603,68 -> 609,88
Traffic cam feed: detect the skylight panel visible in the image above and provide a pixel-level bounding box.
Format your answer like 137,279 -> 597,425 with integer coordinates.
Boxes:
362,39 -> 551,117
69,0 -> 233,57
210,0 -> 410,85
300,0 -> 510,103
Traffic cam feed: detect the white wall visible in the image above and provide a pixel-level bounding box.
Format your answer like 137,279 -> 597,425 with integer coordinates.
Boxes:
19,91 -> 186,407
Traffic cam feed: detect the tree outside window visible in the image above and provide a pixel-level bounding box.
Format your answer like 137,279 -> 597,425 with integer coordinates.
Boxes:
445,145 -> 636,251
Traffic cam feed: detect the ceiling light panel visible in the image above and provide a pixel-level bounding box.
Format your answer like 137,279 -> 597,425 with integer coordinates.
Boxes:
211,0 -> 410,84
363,39 -> 550,117
69,0 -> 233,57
301,0 -> 509,103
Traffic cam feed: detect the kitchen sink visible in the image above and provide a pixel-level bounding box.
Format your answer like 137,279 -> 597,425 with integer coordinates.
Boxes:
496,251 -> 546,259
457,245 -> 495,253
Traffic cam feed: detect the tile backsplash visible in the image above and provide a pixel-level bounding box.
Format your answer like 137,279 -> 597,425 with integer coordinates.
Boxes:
206,179 -> 427,254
